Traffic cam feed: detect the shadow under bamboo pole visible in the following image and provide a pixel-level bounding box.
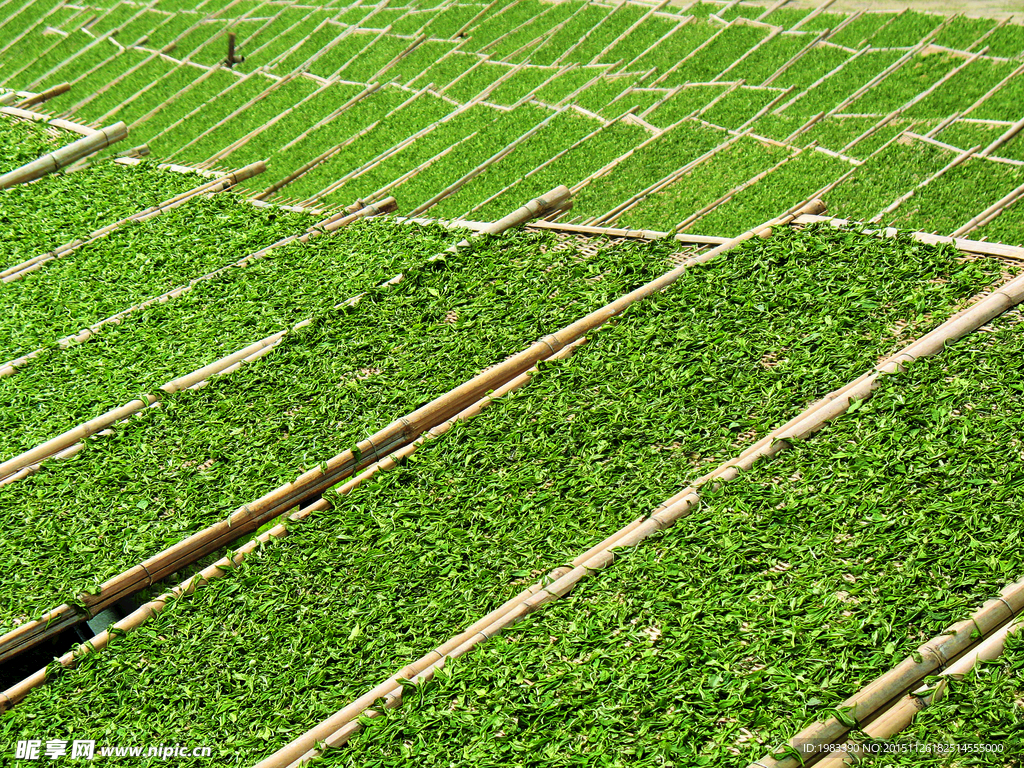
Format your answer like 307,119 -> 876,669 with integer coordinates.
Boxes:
0,339 -> 586,715
270,222 -> 1024,768
0,121 -> 127,189
0,188 -> 567,665
0,161 -> 266,282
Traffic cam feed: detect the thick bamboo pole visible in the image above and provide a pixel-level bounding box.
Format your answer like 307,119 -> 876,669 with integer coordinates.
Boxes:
980,115 -> 1024,158
811,592 -> 1024,766
15,82 -> 69,107
0,340 -> 586,714
0,122 -> 127,189
758,579 -> 1024,768
0,162 -> 265,283
0,188 -> 569,664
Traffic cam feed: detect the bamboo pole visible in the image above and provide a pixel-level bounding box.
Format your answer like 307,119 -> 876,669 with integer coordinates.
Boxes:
980,115 -> 1024,158
0,92 -> 15,106
0,188 -> 570,664
714,27 -> 782,82
790,0 -> 838,32
754,576 -> 1024,768
0,338 -> 587,713
15,82 -> 69,107
0,162 -> 265,283
811,600 -> 1024,766
0,122 -> 127,189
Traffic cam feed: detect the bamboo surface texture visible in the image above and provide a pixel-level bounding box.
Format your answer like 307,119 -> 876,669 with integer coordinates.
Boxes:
0,122 -> 127,189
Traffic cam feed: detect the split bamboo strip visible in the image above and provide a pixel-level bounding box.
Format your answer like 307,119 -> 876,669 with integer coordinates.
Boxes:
0,162 -> 266,283
128,62 -> 225,133
593,130 -> 749,225
755,0 -> 791,21
0,198 -> 394,483
590,0 -> 669,66
752,575 -> 1024,768
364,130 -> 479,204
0,92 -> 16,106
692,80 -> 745,119
407,110 -> 560,216
652,20 -> 735,86
70,47 -> 171,119
247,202 -> 840,768
275,81 -> 381,156
0,188 -> 570,664
0,122 -> 126,189
25,32 -> 109,91
790,0 -> 838,32
809,590 -> 1024,767
0,191 -> 380,379
467,113 -> 623,215
924,110 -> 961,139
736,85 -> 796,132
526,219 -> 731,245
16,83 -> 69,108
959,60 -> 1024,120
205,79 -> 337,165
772,46 -> 871,115
297,85 -> 445,203
794,213 -> 1024,264
675,145 -> 804,232
824,40 -> 939,121
0,339 -> 587,714
868,144 -> 980,223
624,18 -> 688,71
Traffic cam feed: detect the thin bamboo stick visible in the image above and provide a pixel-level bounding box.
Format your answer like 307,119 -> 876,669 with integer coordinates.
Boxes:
980,115 -> 1024,158
0,339 -> 587,713
790,0 -> 838,31
0,162 -> 265,283
0,188 -> 570,664
0,122 -> 127,189
951,178 -> 1024,237
407,110 -> 558,216
594,130 -> 748,225
675,145 -> 804,232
